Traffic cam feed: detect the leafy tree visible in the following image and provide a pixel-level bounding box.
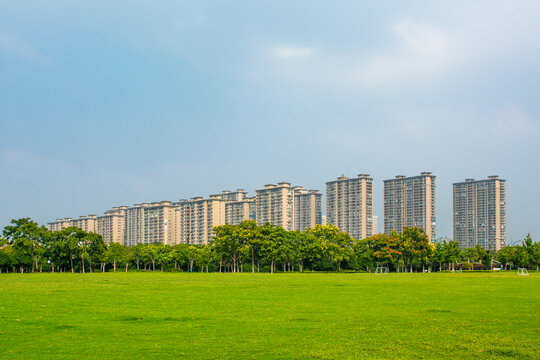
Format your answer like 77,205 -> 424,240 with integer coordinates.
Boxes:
3,218 -> 48,272
196,245 -> 212,272
186,245 -> 199,272
104,243 -> 124,272
497,246 -> 517,270
155,245 -> 173,272
443,241 -> 461,271
307,224 -> 354,271
0,244 -> 14,273
399,227 -> 432,272
86,233 -> 106,272
171,244 -> 188,271
352,238 -> 376,271
368,232 -> 401,269
260,224 -> 286,273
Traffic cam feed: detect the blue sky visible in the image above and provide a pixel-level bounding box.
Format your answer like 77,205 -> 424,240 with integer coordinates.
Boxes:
1,1 -> 539,242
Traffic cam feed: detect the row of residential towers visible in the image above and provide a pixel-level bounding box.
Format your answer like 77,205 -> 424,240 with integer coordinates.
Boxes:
48,173 -> 506,250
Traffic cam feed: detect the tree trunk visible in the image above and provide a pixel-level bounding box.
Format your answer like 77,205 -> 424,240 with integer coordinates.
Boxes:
70,254 -> 74,273
89,257 -> 93,273
113,259 -> 117,272
271,260 -> 274,274
252,248 -> 255,273
126,263 -> 129,272
82,254 -> 85,273
257,259 -> 260,273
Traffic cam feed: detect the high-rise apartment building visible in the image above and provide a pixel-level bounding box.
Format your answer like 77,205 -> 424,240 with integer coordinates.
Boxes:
225,197 -> 256,225
326,174 -> 373,239
97,206 -> 127,244
255,182 -> 295,230
125,201 -> 176,246
453,176 -> 506,250
383,172 -> 436,241
71,214 -> 98,233
212,189 -> 249,203
48,218 -> 73,232
48,215 -> 97,233
372,215 -> 379,235
175,196 -> 226,245
293,187 -> 322,231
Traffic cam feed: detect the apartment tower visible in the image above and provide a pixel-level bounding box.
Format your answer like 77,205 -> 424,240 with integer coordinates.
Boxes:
255,182 -> 295,230
125,201 -> 176,246
383,172 -> 436,241
225,197 -> 256,225
453,176 -> 506,250
48,215 -> 97,233
372,215 -> 379,235
293,187 -> 322,231
175,196 -> 226,245
97,206 -> 127,244
326,174 -> 373,239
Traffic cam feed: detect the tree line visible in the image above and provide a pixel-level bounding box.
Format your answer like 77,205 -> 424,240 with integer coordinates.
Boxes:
1,218 -> 538,273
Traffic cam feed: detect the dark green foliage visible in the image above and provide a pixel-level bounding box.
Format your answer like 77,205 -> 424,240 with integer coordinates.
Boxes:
1,218 -> 539,273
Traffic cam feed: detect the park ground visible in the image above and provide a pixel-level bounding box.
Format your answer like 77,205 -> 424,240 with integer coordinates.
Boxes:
0,272 -> 539,359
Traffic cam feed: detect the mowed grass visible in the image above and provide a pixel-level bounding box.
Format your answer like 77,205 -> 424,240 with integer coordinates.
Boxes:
0,272 -> 538,359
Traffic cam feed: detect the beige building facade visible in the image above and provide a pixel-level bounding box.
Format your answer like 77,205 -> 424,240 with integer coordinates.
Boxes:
48,215 -> 97,234
293,187 -> 322,231
175,196 -> 226,245
383,172 -> 436,241
255,182 -> 295,230
225,197 -> 256,225
326,174 -> 373,239
125,201 -> 176,246
453,176 -> 506,250
48,218 -> 73,232
97,206 -> 127,244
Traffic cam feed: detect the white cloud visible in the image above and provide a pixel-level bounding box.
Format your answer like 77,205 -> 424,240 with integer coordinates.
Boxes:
0,32 -> 51,64
268,45 -> 314,60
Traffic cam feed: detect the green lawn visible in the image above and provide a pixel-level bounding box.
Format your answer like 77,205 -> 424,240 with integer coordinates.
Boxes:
0,272 -> 538,359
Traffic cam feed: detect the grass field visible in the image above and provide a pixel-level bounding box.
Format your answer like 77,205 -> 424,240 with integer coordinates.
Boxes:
0,272 -> 538,359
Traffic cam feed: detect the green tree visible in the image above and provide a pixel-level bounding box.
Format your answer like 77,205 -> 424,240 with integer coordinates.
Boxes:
186,245 -> 199,272
196,245 -> 212,272
443,241 -> 461,271
260,224 -> 286,273
171,244 -> 188,271
104,243 -> 125,272
307,224 -> 354,271
497,246 -> 517,270
0,244 -> 14,273
399,227 -> 432,272
155,245 -> 173,272
239,220 -> 262,273
3,218 -> 48,273
87,233 -> 107,272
